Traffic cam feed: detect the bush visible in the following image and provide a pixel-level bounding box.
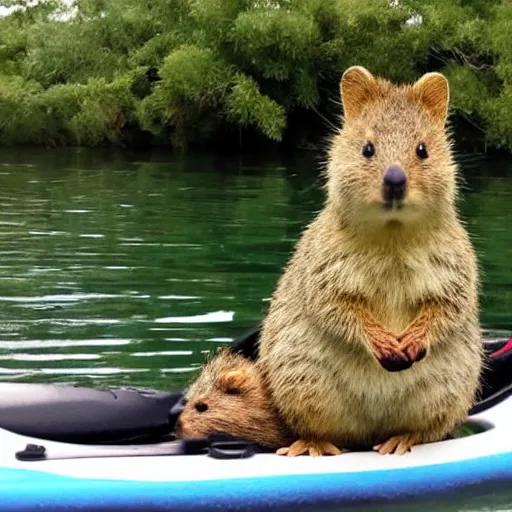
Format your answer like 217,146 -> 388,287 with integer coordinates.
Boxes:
0,0 -> 511,154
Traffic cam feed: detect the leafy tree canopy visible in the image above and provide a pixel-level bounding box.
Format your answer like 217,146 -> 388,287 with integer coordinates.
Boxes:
0,0 -> 510,153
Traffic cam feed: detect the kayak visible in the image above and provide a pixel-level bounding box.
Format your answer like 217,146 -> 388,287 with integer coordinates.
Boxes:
1,327 -> 512,511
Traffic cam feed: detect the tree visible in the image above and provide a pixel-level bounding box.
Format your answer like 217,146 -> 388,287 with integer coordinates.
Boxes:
0,0 -> 510,154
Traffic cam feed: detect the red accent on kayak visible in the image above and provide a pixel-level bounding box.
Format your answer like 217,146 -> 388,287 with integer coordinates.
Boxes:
491,338 -> 512,358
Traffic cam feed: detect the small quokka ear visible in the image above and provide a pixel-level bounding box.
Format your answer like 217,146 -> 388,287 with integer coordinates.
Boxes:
218,369 -> 247,394
340,66 -> 379,120
413,72 -> 449,123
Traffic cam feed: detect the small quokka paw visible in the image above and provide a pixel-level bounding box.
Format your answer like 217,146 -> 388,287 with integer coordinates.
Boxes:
378,353 -> 414,372
276,439 -> 343,457
373,434 -> 418,455
398,318 -> 429,364
372,337 -> 412,372
403,342 -> 427,363
400,331 -> 427,364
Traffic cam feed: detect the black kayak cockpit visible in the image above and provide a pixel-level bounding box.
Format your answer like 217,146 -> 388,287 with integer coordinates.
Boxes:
0,383 -> 182,444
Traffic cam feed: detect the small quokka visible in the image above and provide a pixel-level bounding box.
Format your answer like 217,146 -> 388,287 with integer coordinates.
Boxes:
175,348 -> 293,450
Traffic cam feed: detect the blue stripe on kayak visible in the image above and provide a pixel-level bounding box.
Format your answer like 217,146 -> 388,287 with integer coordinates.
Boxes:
1,451 -> 512,511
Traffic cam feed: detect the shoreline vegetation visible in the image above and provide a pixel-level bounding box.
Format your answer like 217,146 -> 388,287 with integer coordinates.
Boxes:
0,0 -> 512,155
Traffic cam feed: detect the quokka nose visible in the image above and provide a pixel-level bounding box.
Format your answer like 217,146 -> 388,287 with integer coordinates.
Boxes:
382,165 -> 407,203
383,165 -> 407,187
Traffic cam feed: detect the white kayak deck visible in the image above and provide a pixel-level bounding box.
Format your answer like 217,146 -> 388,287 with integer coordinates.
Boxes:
1,393 -> 510,483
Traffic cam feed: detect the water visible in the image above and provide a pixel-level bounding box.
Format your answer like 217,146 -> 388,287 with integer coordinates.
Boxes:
0,148 -> 511,510
0,148 -> 510,385
0,149 -> 326,389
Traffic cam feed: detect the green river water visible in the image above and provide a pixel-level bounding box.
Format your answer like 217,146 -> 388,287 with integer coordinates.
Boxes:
0,148 -> 511,510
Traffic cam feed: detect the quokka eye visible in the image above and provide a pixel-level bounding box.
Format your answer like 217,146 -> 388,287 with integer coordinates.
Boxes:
416,143 -> 428,159
226,387 -> 240,395
195,402 -> 208,413
362,141 -> 375,158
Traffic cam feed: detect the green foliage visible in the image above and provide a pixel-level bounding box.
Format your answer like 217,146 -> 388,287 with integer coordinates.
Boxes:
1,0 -> 512,152
138,45 -> 235,147
226,73 -> 286,140
231,8 -> 319,81
0,75 -> 46,144
23,22 -> 125,87
0,73 -> 135,146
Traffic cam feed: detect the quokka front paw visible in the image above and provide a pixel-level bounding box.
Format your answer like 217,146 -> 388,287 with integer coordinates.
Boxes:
378,352 -> 414,372
399,326 -> 428,364
402,339 -> 427,363
370,331 -> 412,372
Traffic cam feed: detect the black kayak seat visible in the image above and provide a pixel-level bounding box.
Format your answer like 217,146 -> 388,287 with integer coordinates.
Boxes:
0,383 -> 182,445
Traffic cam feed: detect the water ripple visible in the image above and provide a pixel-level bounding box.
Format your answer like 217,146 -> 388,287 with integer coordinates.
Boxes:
154,311 -> 234,323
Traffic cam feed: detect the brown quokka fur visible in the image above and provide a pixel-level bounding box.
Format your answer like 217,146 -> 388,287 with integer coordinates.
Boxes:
257,66 -> 484,457
175,348 -> 293,449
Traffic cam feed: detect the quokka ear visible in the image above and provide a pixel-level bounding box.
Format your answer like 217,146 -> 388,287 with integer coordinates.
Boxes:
412,72 -> 449,123
218,369 -> 247,394
340,66 -> 379,121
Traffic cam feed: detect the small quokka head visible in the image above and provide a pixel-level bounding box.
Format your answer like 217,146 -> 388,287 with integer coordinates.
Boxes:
173,349 -> 287,447
327,66 -> 457,230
